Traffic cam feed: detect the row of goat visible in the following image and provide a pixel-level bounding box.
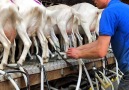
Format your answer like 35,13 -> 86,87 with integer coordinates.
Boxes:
0,0 -> 103,69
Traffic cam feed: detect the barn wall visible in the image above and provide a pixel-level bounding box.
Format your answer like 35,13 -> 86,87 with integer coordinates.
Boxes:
39,0 -> 94,5
122,0 -> 129,4
39,0 -> 129,5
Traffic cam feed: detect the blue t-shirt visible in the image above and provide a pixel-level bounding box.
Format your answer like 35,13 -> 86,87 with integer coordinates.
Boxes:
99,0 -> 129,73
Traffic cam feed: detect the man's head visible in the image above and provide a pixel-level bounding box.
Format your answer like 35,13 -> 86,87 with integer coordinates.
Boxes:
93,0 -> 110,9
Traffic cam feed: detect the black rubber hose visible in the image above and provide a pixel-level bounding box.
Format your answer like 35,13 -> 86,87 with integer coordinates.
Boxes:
23,68 -> 30,90
43,65 -> 51,90
6,65 -> 30,90
36,54 -> 51,90
54,50 -> 75,70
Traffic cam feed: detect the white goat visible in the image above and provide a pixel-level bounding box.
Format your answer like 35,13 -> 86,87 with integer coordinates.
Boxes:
12,0 -> 48,64
45,4 -> 80,52
0,0 -> 32,69
36,4 -> 82,61
72,3 -> 101,43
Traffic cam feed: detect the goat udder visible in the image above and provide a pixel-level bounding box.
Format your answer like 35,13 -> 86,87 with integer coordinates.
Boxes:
66,29 -> 72,35
4,28 -> 17,43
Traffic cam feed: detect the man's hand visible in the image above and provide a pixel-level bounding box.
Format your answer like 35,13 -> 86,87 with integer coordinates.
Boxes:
66,48 -> 81,59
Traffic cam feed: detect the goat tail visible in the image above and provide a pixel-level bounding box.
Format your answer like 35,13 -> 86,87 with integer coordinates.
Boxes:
29,7 -> 43,27
71,8 -> 80,18
71,8 -> 80,25
9,5 -> 22,22
31,7 -> 42,18
71,8 -> 85,24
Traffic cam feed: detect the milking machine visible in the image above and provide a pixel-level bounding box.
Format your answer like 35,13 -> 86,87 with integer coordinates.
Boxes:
99,70 -> 114,90
6,63 -> 30,90
81,59 -> 94,90
53,44 -> 94,90
113,57 -> 121,84
93,66 -> 107,90
92,60 -> 120,90
25,39 -> 51,90
51,47 -> 82,90
0,70 -> 20,90
36,55 -> 44,90
75,59 -> 82,90
36,54 -> 51,90
104,55 -> 122,89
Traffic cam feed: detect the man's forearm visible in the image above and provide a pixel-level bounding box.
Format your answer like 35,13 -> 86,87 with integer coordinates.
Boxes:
77,40 -> 98,50
79,45 -> 101,59
67,36 -> 110,59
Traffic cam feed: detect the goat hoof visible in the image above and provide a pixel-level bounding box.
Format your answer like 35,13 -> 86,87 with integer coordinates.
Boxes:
10,60 -> 15,64
43,58 -> 49,63
17,61 -> 23,65
0,63 -> 6,70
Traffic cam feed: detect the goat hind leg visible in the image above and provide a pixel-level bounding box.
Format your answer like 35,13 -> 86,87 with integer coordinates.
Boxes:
16,23 -> 32,65
0,26 -> 11,69
37,31 -> 49,62
10,40 -> 16,63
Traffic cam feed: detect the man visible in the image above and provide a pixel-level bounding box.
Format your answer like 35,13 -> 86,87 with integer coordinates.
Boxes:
66,0 -> 129,90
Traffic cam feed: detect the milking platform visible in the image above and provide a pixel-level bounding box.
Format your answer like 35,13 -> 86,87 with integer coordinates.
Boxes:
0,53 -> 115,90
